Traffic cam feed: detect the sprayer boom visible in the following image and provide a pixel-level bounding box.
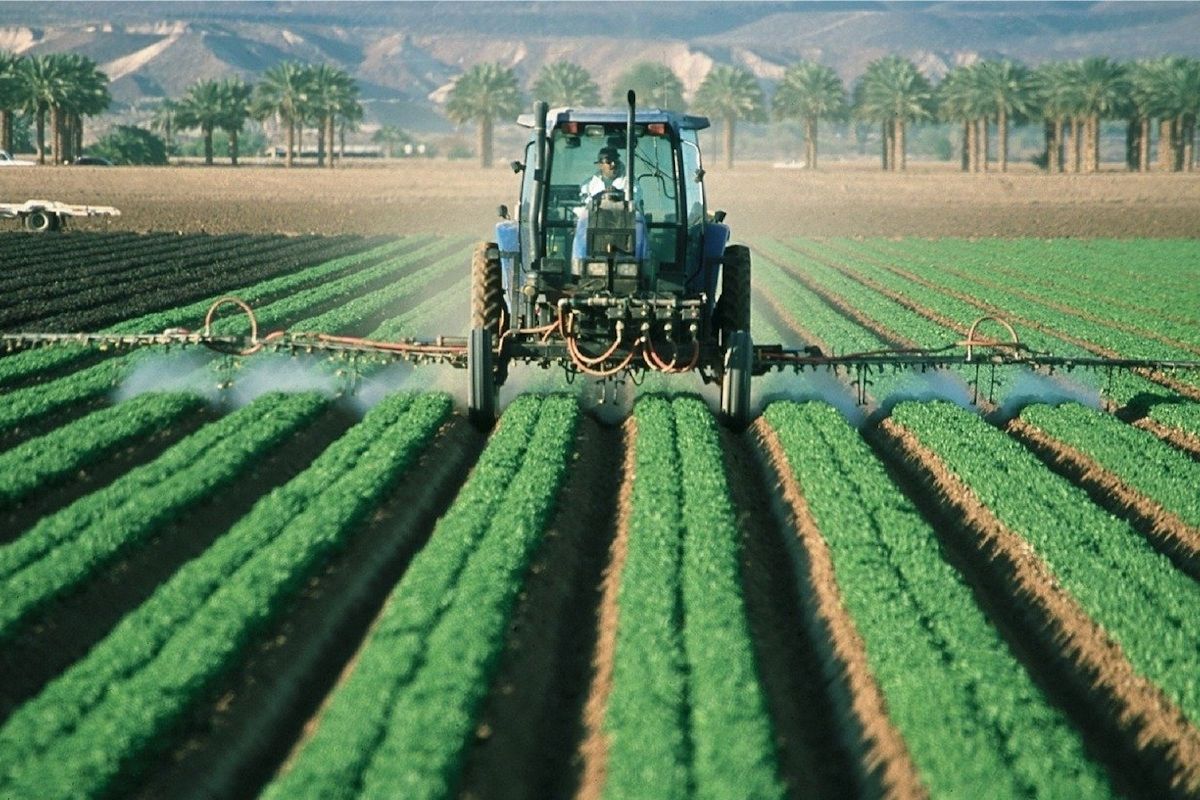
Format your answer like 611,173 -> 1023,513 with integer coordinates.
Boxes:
3,300 -> 1198,408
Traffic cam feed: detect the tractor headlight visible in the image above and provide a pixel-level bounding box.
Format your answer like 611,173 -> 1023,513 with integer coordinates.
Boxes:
615,262 -> 639,278
586,261 -> 609,277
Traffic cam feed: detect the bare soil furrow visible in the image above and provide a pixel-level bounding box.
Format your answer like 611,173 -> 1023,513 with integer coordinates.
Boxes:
753,418 -> 928,800
724,425 -> 857,800
128,415 -> 485,800
458,415 -> 621,800
1133,417 -> 1200,461
875,417 -> 1200,798
1008,419 -> 1200,582
576,417 -> 636,800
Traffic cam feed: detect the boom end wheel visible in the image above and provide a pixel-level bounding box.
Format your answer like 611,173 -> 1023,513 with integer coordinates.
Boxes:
468,327 -> 497,429
720,330 -> 753,430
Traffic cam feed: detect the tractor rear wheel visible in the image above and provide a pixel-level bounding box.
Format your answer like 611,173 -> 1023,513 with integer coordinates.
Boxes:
468,241 -> 506,428
719,244 -> 751,345
471,241 -> 506,334
720,330 -> 754,430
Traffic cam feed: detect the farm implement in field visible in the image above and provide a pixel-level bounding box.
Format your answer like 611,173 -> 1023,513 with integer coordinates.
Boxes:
1,199 -> 121,232
4,297 -> 1200,423
4,94 -> 1200,426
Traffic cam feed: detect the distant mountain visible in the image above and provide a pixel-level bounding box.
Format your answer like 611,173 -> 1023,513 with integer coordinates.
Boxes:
1,1 -> 1197,135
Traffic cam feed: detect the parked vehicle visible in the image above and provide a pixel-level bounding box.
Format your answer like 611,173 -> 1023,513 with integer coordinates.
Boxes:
0,150 -> 35,166
70,155 -> 113,166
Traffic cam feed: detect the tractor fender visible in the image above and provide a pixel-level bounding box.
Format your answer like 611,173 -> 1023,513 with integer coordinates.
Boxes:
694,221 -> 730,301
494,220 -> 519,292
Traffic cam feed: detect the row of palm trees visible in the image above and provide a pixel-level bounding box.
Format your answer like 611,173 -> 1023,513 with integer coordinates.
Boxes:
0,52 -> 110,164
151,62 -> 361,167
448,56 -> 1200,172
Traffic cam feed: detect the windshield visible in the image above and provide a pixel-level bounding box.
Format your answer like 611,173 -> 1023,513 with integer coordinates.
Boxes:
545,126 -> 678,224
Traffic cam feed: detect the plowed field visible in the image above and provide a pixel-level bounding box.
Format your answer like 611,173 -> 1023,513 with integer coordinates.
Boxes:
1,165 -> 1199,799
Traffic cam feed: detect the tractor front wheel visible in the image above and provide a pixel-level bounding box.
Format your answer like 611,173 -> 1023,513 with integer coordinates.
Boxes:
720,330 -> 753,430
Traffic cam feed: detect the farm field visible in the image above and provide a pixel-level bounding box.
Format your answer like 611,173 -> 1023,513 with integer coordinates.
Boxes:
1,169 -> 1200,798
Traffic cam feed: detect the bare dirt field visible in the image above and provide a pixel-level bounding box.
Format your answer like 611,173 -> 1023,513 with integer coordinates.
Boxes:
3,160 -> 1199,239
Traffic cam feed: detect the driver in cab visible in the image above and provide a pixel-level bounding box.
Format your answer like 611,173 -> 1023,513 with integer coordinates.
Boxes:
580,146 -> 628,201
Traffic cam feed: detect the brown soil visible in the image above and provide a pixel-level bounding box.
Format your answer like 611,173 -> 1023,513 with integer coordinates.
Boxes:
722,425 -> 857,799
876,417 -> 1200,798
456,415 -> 622,800
1134,417 -> 1200,460
575,416 -> 636,800
129,416 -> 485,800
752,418 -> 928,799
0,402 -> 355,724
1008,418 -> 1200,582
4,162 -> 1200,239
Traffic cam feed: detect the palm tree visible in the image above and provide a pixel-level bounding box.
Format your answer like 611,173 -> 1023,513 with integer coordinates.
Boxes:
445,62 -> 522,168
372,125 -> 412,158
691,65 -> 766,169
56,54 -> 110,163
1031,62 -> 1076,173
217,77 -> 252,166
0,52 -> 23,153
307,64 -> 359,169
176,79 -> 225,165
935,65 -> 981,171
610,62 -> 685,110
254,61 -> 310,167
19,54 -> 67,164
531,61 -> 600,106
1143,57 -> 1200,171
150,98 -> 180,160
772,60 -> 845,169
1126,59 -> 1162,172
855,55 -> 933,171
974,60 -> 1033,172
1070,57 -> 1128,172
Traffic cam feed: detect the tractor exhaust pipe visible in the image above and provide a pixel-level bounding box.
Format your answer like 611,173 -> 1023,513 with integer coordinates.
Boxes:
625,90 -> 635,204
532,100 -> 549,263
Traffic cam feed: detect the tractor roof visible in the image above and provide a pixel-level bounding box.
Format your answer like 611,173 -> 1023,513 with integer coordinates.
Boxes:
516,106 -> 711,132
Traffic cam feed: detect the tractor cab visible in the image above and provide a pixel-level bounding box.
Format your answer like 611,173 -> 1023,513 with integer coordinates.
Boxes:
495,97 -> 730,328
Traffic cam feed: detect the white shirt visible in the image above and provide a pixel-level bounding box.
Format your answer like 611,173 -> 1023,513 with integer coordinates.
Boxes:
580,174 -> 628,200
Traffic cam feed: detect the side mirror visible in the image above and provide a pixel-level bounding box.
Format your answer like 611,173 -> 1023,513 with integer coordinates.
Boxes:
510,160 -> 524,173
712,210 -> 726,224
694,167 -> 705,182
497,204 -> 510,220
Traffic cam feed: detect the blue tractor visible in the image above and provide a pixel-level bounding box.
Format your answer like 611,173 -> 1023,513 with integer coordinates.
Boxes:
468,91 -> 754,428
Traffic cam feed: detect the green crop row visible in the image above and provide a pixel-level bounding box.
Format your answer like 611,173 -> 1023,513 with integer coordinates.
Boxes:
782,238 -> 1181,413
889,401 -> 1200,728
603,395 -> 781,800
0,391 -> 452,799
265,393 -> 578,800
765,401 -> 1112,798
0,236 -> 428,390
0,391 -> 204,508
874,238 -> 1200,325
291,243 -> 467,334
0,391 -> 327,642
0,238 -> 448,438
842,239 -> 1200,388
1018,402 -> 1200,528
